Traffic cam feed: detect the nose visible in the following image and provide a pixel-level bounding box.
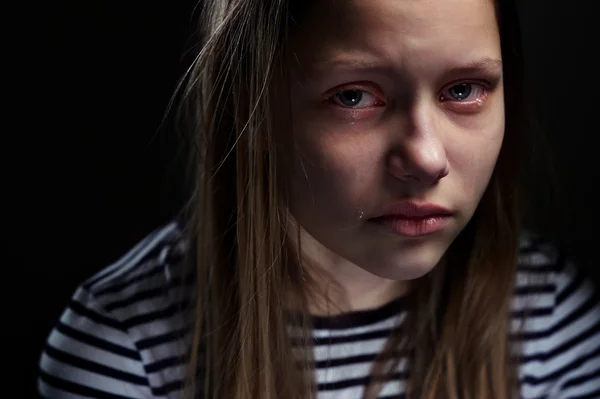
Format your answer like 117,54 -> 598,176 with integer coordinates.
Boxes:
387,109 -> 449,186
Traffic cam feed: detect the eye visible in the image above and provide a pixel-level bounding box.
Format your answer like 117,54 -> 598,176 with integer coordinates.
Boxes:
330,89 -> 381,108
448,83 -> 473,100
440,82 -> 487,102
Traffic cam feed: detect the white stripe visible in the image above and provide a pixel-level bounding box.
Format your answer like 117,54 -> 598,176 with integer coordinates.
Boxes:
111,297 -> 183,329
378,378 -> 405,397
518,250 -> 558,267
311,315 -> 401,338
313,336 -> 387,363
128,313 -> 188,345
315,357 -> 407,387
139,340 -> 188,365
318,385 -> 366,399
511,292 -> 554,313
147,364 -> 186,383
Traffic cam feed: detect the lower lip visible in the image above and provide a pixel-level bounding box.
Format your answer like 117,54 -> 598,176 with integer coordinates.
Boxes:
371,215 -> 450,237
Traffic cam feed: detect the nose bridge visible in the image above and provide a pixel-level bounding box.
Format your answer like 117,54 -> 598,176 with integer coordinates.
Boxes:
389,98 -> 449,183
412,101 -> 447,164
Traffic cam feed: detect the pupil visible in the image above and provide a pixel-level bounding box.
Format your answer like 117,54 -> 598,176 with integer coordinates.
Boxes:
339,90 -> 363,106
450,84 -> 472,100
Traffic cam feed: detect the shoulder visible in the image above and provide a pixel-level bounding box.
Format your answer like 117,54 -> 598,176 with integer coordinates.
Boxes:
38,221 -> 191,399
515,231 -> 600,398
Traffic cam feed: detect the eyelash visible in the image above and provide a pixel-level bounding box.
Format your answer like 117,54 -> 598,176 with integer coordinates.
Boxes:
324,80 -> 492,113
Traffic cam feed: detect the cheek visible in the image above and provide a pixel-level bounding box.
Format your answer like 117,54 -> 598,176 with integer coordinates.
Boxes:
289,123 -> 380,221
449,113 -> 505,200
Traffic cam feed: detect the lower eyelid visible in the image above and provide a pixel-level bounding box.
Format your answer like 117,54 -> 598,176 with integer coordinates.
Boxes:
443,91 -> 490,113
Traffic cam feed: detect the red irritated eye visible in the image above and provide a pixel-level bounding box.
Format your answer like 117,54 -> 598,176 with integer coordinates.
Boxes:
439,82 -> 489,112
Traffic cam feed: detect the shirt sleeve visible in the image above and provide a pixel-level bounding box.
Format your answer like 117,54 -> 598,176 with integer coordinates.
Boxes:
38,286 -> 155,399
549,261 -> 600,398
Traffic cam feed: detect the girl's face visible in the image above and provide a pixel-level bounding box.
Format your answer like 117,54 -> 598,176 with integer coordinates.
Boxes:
287,0 -> 504,281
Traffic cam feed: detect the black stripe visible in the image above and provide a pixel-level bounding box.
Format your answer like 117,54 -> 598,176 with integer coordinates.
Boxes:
121,300 -> 189,329
146,355 -> 186,373
563,367 -> 600,388
380,395 -> 405,399
105,286 -> 170,312
55,321 -> 141,360
512,290 -> 599,341
103,276 -> 193,312
310,295 -> 408,330
39,370 -> 142,399
313,351 -> 404,369
317,371 -> 408,391
69,300 -> 125,331
557,270 -> 586,306
164,244 -> 186,265
519,318 -> 600,363
517,264 -> 558,274
94,263 -> 167,298
43,344 -> 149,385
565,388 -> 600,399
514,284 -> 555,296
151,379 -> 184,396
521,346 -> 600,385
511,307 -> 554,319
136,326 -> 190,350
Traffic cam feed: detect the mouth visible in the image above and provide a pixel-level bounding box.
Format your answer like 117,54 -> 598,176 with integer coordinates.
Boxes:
368,201 -> 453,237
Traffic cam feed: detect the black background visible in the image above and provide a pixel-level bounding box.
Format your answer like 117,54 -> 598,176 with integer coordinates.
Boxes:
10,1 -> 600,397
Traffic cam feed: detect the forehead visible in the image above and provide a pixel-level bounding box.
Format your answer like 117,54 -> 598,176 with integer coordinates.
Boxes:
291,0 -> 501,73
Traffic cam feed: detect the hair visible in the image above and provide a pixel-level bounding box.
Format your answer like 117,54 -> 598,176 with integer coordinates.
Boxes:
174,0 -> 533,397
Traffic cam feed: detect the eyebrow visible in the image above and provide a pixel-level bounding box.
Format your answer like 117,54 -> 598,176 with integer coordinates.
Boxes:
444,57 -> 503,76
306,54 -> 392,74
304,55 -> 503,78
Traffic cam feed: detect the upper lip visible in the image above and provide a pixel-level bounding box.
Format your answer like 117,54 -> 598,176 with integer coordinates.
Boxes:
372,201 -> 453,219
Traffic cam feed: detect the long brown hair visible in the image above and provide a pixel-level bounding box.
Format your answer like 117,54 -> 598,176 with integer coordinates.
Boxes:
176,0 -> 530,397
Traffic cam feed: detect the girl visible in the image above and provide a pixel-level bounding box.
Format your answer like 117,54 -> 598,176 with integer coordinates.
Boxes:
38,0 -> 600,398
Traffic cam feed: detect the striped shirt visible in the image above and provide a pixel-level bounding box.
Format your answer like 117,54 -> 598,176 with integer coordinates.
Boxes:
38,221 -> 600,398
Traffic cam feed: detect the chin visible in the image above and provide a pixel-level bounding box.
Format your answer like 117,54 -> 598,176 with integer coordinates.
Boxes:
374,262 -> 437,281
365,246 -> 446,281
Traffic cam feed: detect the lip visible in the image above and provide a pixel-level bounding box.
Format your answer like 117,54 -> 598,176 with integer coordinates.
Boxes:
372,201 -> 453,219
368,201 -> 453,237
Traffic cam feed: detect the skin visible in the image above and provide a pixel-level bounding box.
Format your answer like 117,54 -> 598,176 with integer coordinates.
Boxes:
287,0 -> 504,312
